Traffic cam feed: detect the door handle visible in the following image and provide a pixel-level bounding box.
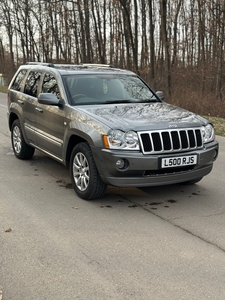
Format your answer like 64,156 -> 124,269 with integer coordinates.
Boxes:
17,99 -> 24,104
35,107 -> 43,113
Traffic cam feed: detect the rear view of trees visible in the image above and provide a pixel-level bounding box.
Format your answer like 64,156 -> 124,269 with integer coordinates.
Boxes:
1,0 -> 225,116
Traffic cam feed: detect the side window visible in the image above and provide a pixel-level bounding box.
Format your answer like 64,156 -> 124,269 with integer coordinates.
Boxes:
11,69 -> 27,91
24,71 -> 42,97
42,73 -> 61,99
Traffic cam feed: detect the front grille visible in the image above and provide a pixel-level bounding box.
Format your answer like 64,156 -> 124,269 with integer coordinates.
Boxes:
138,128 -> 203,154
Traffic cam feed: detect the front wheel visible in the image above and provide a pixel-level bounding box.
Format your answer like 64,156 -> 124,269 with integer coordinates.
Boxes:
11,119 -> 35,159
70,143 -> 107,200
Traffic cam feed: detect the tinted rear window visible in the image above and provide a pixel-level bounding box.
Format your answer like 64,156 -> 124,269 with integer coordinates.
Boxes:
11,69 -> 27,91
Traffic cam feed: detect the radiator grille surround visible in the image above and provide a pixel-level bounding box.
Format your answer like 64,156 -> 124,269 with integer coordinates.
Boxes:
138,128 -> 203,154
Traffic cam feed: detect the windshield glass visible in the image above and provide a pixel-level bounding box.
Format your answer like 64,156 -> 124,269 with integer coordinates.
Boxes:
64,74 -> 159,105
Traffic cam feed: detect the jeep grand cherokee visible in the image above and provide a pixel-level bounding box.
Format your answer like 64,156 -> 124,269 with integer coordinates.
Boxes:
7,62 -> 219,200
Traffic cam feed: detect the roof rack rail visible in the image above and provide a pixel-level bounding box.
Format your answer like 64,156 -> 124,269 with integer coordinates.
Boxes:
26,62 -> 54,67
81,63 -> 115,68
25,62 -> 116,69
53,64 -> 80,68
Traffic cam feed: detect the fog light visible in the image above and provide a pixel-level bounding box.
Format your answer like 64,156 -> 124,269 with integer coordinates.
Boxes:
116,159 -> 125,169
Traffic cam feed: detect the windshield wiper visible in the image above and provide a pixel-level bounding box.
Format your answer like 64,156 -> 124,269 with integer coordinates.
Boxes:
139,98 -> 160,103
104,98 -> 161,104
104,100 -> 137,104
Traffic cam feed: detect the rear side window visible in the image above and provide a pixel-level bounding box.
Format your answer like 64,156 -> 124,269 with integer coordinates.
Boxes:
11,69 -> 27,91
24,71 -> 42,97
42,73 -> 61,99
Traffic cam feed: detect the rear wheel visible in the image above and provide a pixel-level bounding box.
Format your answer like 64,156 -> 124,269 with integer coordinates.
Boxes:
70,142 -> 107,200
11,119 -> 35,159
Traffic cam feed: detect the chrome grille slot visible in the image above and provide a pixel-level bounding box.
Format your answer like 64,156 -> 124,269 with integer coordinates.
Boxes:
139,128 -> 203,154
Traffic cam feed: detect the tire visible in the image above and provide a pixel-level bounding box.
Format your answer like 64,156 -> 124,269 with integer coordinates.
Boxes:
70,142 -> 107,200
182,177 -> 203,185
11,119 -> 35,159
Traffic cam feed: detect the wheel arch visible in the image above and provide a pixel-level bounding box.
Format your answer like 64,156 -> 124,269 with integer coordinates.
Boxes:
64,125 -> 104,167
65,134 -> 89,167
8,112 -> 19,131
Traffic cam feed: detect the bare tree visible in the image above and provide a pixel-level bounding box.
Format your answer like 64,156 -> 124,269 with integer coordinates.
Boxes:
160,0 -> 171,96
1,0 -> 225,115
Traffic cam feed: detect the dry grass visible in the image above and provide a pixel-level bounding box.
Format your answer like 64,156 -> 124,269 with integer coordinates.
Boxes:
204,116 -> 225,137
0,86 -> 8,93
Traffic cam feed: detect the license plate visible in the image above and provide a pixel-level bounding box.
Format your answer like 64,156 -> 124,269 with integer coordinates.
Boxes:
161,155 -> 197,168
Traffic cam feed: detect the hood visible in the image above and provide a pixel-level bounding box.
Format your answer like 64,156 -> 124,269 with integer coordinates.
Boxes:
77,102 -> 208,131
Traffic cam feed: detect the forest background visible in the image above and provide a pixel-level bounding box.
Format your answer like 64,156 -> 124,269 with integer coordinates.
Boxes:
1,0 -> 225,118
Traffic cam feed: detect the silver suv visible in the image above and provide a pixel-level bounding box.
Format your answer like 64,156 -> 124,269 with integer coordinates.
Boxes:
7,62 -> 219,200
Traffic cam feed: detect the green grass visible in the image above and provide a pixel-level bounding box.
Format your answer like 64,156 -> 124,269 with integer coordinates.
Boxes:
204,116 -> 225,137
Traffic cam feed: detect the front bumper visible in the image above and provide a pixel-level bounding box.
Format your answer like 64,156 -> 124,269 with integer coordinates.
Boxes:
93,140 -> 219,187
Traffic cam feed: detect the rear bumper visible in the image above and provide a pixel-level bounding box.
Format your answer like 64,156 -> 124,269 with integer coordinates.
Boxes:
93,140 -> 218,187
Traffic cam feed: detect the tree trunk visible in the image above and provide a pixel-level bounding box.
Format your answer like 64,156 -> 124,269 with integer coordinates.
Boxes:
160,0 -> 171,96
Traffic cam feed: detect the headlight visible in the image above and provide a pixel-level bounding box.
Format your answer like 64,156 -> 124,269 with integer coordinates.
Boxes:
103,130 -> 140,150
201,124 -> 215,143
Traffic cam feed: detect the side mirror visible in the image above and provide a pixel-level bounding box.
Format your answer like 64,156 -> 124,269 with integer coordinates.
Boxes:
156,91 -> 165,101
38,93 -> 64,107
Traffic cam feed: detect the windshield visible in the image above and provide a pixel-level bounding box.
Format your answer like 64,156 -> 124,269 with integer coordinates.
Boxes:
64,74 -> 159,105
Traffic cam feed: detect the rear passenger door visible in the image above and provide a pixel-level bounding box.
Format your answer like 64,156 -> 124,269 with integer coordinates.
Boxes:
35,72 -> 65,159
12,69 -> 42,145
